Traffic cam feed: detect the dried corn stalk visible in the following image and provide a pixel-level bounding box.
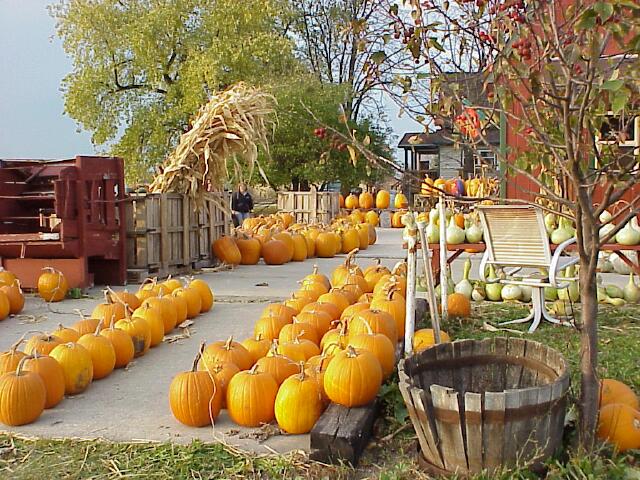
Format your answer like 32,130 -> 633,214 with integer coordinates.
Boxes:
150,83 -> 275,208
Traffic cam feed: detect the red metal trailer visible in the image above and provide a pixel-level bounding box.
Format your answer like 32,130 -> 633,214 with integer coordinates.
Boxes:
0,156 -> 126,289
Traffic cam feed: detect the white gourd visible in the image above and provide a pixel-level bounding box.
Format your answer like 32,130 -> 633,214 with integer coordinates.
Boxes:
485,265 -> 503,301
454,259 -> 473,299
623,272 -> 640,303
465,221 -> 483,243
615,221 -> 640,246
501,284 -> 522,301
446,216 -> 465,245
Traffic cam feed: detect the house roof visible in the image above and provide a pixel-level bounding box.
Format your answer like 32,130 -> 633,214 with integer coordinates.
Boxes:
398,128 -> 500,149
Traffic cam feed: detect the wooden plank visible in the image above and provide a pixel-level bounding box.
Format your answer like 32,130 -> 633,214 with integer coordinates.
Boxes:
470,338 -> 493,393
159,194 -> 169,277
310,400 -> 379,466
490,337 -> 508,392
534,383 -> 554,458
505,337 -> 526,390
434,342 -> 454,389
464,392 -> 483,472
430,384 -> 468,474
182,196 -> 190,267
503,387 -> 538,466
413,386 -> 446,469
455,340 -> 474,397
483,391 -> 506,473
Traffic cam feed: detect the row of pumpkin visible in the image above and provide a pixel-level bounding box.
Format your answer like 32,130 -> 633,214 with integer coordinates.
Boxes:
169,254 -> 451,434
0,276 -> 214,426
212,212 -> 377,265
339,190 -> 408,211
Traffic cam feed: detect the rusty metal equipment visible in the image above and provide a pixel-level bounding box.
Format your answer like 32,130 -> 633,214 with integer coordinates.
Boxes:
0,156 -> 126,289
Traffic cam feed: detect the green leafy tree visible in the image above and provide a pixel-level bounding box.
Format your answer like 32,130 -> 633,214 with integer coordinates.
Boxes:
51,0 -> 297,182
260,77 -> 392,191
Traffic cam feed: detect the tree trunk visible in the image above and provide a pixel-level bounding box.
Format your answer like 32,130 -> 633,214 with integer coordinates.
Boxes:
578,251 -> 599,450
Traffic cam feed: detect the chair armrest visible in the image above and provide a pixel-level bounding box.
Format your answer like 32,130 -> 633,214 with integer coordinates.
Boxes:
549,237 -> 579,287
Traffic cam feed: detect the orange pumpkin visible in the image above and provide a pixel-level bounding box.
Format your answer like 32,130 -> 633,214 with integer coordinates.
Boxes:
0,282 -> 24,315
302,301 -> 340,321
0,339 -> 26,376
596,403 -> 640,452
0,269 -> 17,287
324,346 -> 382,407
375,190 -> 390,209
599,379 -> 639,410
273,232 -> 295,262
212,236 -> 241,265
413,329 -> 451,352
370,287 -> 406,337
394,192 -> 408,209
359,192 -> 374,209
262,239 -> 290,265
100,322 -> 135,369
201,337 -> 253,371
236,234 -> 262,265
391,210 -> 405,228
0,357 -> 46,425
198,361 -> 240,409
345,194 -> 359,209
226,365 -> 279,427
255,348 -> 298,386
37,267 -> 69,302
291,233 -> 308,262
24,333 -> 63,357
51,323 -> 80,343
22,351 -> 65,409
350,309 -> 398,344
315,232 -> 337,258
77,321 -> 116,380
447,293 -> 471,318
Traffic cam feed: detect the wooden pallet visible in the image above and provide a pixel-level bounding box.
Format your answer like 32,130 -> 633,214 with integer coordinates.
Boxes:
310,399 -> 380,466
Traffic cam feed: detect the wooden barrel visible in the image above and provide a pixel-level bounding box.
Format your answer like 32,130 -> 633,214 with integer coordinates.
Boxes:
398,337 -> 570,475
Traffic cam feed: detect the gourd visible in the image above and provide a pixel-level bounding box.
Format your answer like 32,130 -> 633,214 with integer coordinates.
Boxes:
520,285 -> 533,302
472,283 -> 486,301
544,213 -> 557,235
465,220 -> 483,243
169,344 -> 222,427
501,284 -> 522,301
544,286 -> 558,301
599,209 -> 613,224
0,357 -> 46,426
446,216 -> 465,245
485,265 -> 503,301
615,221 -> 640,246
426,215 -> 439,243
599,223 -> 616,241
623,272 -> 640,303
454,259 -> 473,299
226,364 -> 279,427
274,363 -> 324,434
610,253 -> 633,274
605,285 -> 624,299
557,266 -> 579,302
550,217 -> 574,245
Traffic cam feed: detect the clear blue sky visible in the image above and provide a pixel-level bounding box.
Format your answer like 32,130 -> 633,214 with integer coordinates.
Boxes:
0,1 -> 419,161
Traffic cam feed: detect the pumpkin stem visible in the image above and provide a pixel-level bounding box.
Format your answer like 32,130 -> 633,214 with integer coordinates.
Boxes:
15,355 -> 30,376
312,264 -> 319,275
192,341 -> 206,372
297,361 -> 306,380
224,336 -> 234,350
94,319 -> 104,336
249,363 -> 260,375
9,337 -> 25,353
346,345 -> 358,358
386,286 -> 398,301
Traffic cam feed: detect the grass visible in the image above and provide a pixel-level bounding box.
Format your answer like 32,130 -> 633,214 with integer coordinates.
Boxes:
1,303 -> 639,479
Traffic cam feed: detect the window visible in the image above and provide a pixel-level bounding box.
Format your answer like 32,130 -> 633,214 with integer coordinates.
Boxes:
474,149 -> 498,175
595,113 -> 639,170
417,151 -> 439,174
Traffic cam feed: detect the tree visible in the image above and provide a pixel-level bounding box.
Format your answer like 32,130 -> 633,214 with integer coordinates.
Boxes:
50,0 -> 297,182
290,0 -> 409,120
260,76 -> 391,190
348,0 -> 640,449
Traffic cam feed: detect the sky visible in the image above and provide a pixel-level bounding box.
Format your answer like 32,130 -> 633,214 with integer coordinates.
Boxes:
0,1 -> 420,161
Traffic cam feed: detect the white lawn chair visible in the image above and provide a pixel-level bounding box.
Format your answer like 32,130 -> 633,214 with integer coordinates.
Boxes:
476,205 -> 579,333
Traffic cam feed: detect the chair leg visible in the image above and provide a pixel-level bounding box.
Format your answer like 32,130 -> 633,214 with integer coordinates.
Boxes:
527,288 -> 543,333
499,305 -> 535,326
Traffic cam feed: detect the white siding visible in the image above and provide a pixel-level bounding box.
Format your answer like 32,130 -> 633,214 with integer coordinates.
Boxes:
439,146 -> 463,178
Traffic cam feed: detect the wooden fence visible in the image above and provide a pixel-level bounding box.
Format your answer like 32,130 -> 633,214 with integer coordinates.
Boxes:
277,188 -> 340,224
125,193 -> 230,282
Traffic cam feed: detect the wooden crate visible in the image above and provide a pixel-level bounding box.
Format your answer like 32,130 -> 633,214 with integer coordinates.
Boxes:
125,193 -> 231,282
277,187 -> 340,224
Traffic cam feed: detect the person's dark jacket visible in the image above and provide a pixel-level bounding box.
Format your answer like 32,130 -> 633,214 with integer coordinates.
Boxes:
231,191 -> 253,213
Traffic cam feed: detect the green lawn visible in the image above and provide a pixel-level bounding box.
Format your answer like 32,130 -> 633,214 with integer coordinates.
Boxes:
1,303 -> 638,479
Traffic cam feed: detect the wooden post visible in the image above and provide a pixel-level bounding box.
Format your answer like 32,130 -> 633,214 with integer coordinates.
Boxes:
182,196 -> 190,267
439,196 -> 448,322
311,186 -> 318,222
417,220 -> 441,344
159,194 -> 169,277
404,216 -> 417,356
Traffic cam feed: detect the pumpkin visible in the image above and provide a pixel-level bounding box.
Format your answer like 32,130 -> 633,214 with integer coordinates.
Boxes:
599,379 -> 639,410
236,235 -> 262,265
24,333 -> 63,356
110,290 -> 141,311
273,232 -> 295,262
339,193 -> 345,208
0,269 -> 17,287
188,279 -> 214,313
340,228 -> 360,254
170,289 -> 189,324
336,284 -> 363,304
363,261 -> 390,292
356,224 -> 370,250
295,309 -> 333,337
262,239 -> 290,265
340,302 -> 371,325
49,342 -> 93,395
413,329 -> 451,352
241,335 -> 271,365
133,304 -> 165,347
0,339 -> 26,375
0,357 -> 46,425
142,296 -> 177,333
331,250 -> 363,287
394,191 -> 408,209
275,363 -> 324,434
374,274 -> 407,298
365,210 -> 379,227
50,323 -> 80,344
37,267 -> 69,302
391,211 -> 405,228
254,312 -> 290,341
317,290 -> 350,315
72,316 -> 101,336
596,403 -> 640,452
77,321 -> 116,380
320,324 -> 349,353
277,337 -> 320,362
303,265 -> 331,290
0,291 -> 9,321
375,190 -> 390,209
370,287 -> 406,337
324,346 -> 382,407
302,230 -> 316,257
299,280 -> 329,300
447,293 -> 471,318
291,233 -> 308,262
305,355 -> 332,404
161,276 -> 183,293
22,352 -> 65,409
169,345 -> 222,427
0,282 -> 24,315
115,316 -> 151,357
212,236 -> 241,265
173,288 -> 202,319
255,347 -> 298,385
226,364 -> 279,427
100,322 -> 135,369
278,321 -> 319,345
340,270 -> 369,295
198,361 -> 240,409
345,194 -> 359,210
201,337 -> 253,371
358,192 -> 374,210
315,232 -> 337,258
350,309 -> 398,344
284,292 -> 312,314
262,303 -> 296,324
92,291 -> 127,325
302,301 -> 340,321
348,326 -> 396,379
366,223 -> 377,245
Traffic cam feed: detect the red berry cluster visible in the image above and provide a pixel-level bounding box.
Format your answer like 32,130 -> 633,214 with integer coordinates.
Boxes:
313,128 -> 347,152
478,31 -> 496,44
512,37 -> 532,60
313,127 -> 327,139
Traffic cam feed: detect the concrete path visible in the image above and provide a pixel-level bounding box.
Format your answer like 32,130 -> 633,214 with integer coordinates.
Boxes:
0,228 -> 628,452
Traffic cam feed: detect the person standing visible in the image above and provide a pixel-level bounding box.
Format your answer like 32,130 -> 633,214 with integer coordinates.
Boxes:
231,182 -> 253,227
